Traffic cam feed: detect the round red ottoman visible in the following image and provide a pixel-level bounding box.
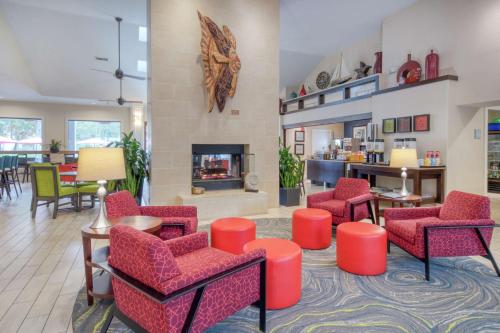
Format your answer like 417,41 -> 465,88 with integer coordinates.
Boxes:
244,238 -> 301,309
292,208 -> 332,249
336,222 -> 387,275
211,217 -> 256,254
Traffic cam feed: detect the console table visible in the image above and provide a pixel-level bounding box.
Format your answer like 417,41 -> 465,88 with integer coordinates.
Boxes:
350,164 -> 445,203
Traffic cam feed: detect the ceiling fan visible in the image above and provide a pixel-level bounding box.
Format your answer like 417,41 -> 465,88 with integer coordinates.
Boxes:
93,17 -> 145,105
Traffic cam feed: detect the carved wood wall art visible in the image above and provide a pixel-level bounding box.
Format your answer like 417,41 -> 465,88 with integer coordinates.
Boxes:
198,11 -> 241,113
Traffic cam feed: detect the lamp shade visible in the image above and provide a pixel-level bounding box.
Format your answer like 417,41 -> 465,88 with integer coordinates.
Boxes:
389,148 -> 418,168
76,147 -> 126,181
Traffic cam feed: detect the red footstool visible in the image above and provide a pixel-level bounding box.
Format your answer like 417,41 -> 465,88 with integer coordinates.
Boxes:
210,217 -> 256,254
244,238 -> 301,309
336,222 -> 387,275
292,208 -> 332,249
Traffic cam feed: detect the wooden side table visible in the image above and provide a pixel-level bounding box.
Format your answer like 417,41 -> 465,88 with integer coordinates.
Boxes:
81,215 -> 163,306
373,193 -> 422,225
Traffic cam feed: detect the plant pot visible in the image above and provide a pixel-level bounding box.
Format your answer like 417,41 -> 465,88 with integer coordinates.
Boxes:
50,147 -> 60,153
279,187 -> 301,207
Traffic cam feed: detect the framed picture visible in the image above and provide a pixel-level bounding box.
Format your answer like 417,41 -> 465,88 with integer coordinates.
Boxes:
295,130 -> 305,142
294,143 -> 304,155
352,125 -> 367,141
413,114 -> 430,132
382,118 -> 396,134
397,116 -> 413,133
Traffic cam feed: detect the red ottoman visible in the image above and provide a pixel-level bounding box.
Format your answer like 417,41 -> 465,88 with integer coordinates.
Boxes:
336,222 -> 387,275
244,238 -> 301,310
211,217 -> 256,254
292,208 -> 332,249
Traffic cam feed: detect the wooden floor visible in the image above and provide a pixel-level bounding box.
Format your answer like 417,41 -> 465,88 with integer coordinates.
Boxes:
0,183 -> 499,333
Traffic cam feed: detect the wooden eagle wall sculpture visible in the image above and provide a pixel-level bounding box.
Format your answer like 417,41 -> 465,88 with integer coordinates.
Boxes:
198,11 -> 241,113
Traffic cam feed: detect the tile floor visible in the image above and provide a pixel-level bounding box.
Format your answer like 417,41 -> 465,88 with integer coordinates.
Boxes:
0,183 -> 499,333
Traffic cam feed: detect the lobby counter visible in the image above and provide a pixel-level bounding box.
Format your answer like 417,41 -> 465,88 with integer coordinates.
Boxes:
306,159 -> 348,187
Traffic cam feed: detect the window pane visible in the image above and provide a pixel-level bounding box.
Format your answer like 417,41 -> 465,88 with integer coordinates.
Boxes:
0,117 -> 42,151
67,120 -> 121,150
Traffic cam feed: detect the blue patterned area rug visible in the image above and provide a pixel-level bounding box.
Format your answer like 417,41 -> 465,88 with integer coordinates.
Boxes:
72,218 -> 500,333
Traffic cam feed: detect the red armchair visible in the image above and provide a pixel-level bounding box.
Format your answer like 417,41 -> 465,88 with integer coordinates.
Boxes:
385,190 -> 500,281
98,225 -> 266,333
307,177 -> 375,225
105,190 -> 198,240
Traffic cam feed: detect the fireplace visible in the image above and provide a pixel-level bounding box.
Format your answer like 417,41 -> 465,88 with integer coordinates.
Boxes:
192,144 -> 244,190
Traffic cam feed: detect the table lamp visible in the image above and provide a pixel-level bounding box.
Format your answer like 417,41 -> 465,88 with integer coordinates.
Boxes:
389,148 -> 418,197
77,147 -> 126,229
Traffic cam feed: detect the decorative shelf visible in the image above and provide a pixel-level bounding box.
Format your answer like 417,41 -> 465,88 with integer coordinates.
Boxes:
280,75 -> 459,115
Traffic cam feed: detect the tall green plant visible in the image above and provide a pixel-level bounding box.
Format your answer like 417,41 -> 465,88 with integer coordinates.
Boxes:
107,132 -> 149,197
279,142 -> 304,189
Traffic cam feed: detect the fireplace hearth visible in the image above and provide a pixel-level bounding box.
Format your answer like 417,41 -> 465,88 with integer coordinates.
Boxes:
192,144 -> 245,190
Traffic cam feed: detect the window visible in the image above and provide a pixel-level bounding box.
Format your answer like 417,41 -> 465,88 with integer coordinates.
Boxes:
67,120 -> 121,150
0,117 -> 42,151
137,60 -> 147,73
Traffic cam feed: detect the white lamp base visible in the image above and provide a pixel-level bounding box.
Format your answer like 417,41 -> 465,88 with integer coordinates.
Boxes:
400,167 -> 409,197
89,180 -> 111,229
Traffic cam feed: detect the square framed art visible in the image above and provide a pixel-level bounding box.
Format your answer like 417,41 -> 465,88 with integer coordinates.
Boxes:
295,130 -> 305,142
413,114 -> 430,132
397,116 -> 412,133
294,143 -> 304,155
382,118 -> 396,134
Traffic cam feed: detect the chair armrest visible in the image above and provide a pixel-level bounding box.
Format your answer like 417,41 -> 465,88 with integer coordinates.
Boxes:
307,190 -> 335,207
139,205 -> 197,218
418,219 -> 497,234
164,232 -> 208,257
384,206 -> 441,221
346,193 -> 373,206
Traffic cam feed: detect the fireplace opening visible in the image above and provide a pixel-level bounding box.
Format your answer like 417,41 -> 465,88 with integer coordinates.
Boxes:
192,144 -> 245,190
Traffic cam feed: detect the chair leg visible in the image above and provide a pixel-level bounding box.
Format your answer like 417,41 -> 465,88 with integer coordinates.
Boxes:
474,228 -> 500,277
259,260 -> 267,332
15,169 -> 22,193
53,200 -> 58,219
387,240 -> 391,254
32,200 -> 37,218
367,201 -> 376,224
424,227 -> 430,281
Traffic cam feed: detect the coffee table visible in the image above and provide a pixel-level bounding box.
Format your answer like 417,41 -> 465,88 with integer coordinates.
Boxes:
81,215 -> 162,306
373,193 -> 422,225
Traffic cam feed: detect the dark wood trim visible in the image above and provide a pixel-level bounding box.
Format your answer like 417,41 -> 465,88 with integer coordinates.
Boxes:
282,112 -> 372,130
372,75 -> 458,96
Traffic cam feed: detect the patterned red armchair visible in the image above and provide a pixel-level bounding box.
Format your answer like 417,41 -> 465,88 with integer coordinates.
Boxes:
385,190 -> 500,281
105,190 -> 198,240
99,225 -> 266,333
307,177 -> 375,225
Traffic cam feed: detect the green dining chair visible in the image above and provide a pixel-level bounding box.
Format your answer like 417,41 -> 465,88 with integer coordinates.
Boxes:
77,180 -> 116,209
30,163 -> 78,219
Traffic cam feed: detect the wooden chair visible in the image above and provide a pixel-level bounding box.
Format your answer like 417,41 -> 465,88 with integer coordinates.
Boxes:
31,164 -> 78,219
0,156 -> 11,200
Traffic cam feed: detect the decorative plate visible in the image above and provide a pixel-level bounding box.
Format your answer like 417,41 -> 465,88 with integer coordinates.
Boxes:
316,71 -> 331,89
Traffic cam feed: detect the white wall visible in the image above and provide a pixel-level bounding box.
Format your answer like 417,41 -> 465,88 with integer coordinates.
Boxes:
0,101 -> 131,148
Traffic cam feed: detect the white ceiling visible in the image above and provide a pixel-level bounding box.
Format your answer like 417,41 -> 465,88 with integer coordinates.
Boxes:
280,0 -> 417,88
0,0 -> 147,105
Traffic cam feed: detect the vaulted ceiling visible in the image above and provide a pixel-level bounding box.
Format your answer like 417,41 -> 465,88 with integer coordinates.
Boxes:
280,0 -> 417,88
0,0 -> 147,105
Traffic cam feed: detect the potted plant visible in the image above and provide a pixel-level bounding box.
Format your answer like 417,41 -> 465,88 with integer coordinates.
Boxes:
279,142 -> 304,206
49,139 -> 62,153
108,132 -> 150,203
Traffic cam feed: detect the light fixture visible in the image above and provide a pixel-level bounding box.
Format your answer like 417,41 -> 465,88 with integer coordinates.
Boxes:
138,26 -> 147,42
76,148 -> 126,228
389,148 -> 418,197
137,60 -> 147,73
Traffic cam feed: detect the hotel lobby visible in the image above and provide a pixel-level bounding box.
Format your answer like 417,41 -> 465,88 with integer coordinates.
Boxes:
0,0 -> 500,332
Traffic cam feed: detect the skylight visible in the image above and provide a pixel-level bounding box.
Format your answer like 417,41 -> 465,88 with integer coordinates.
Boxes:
137,60 -> 147,73
138,26 -> 147,42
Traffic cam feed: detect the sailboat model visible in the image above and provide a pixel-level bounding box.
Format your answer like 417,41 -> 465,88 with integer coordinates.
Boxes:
330,53 -> 352,86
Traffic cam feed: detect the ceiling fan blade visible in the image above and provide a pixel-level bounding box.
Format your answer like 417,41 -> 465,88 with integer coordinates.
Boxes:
122,73 -> 146,80
90,68 -> 114,75
124,100 -> 143,104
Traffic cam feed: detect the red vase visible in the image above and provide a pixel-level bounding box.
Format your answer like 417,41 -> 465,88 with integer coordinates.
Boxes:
397,53 -> 421,84
299,84 -> 307,96
373,51 -> 382,74
425,49 -> 439,80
